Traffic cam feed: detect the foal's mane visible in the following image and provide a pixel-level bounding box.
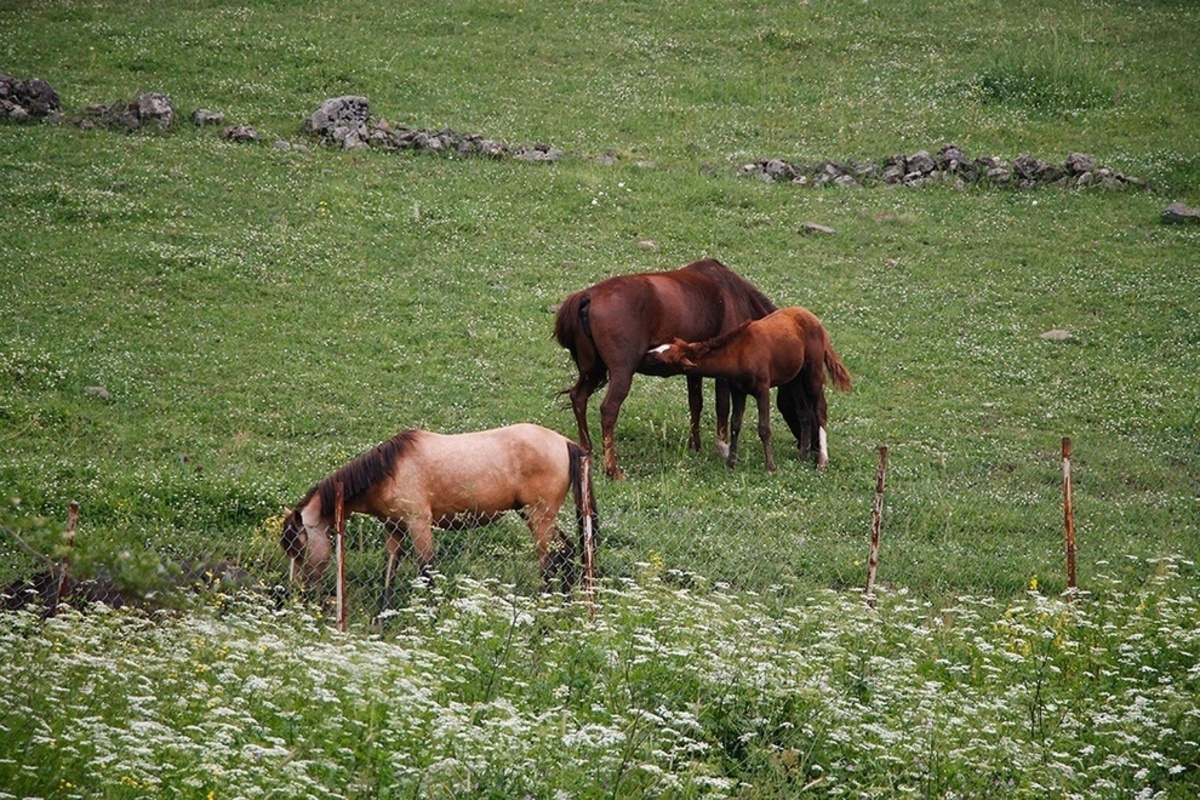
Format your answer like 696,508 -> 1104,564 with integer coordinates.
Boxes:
681,318 -> 755,359
298,429 -> 421,515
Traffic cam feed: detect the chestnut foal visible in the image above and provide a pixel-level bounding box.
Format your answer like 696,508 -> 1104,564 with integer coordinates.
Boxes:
647,306 -> 851,472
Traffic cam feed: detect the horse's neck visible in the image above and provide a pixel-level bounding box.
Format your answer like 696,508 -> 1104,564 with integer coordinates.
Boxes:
301,497 -> 330,532
682,339 -> 745,380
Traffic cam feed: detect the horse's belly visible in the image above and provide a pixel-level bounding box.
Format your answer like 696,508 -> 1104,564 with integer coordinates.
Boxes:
433,509 -> 508,530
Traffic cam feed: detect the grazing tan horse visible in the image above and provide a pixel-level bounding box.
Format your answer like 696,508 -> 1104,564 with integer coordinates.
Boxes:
554,258 -> 808,479
646,306 -> 851,472
280,423 -> 599,609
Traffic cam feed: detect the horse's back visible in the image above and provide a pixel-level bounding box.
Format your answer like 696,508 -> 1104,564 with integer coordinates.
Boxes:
582,264 -> 732,354
389,424 -> 573,519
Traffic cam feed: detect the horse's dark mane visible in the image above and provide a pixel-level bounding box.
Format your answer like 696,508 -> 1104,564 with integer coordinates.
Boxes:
298,429 -> 421,516
689,259 -> 778,316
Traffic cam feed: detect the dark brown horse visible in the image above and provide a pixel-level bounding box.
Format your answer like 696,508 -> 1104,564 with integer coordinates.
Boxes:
647,306 -> 852,472
555,258 -> 805,479
280,423 -> 599,610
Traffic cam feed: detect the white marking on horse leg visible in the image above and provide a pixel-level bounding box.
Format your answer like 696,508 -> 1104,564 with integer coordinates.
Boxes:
715,439 -> 730,460
817,426 -> 829,470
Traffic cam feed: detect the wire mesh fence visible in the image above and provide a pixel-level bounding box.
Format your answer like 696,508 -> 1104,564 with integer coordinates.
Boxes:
2,500 -> 858,624
3,443 -> 1081,628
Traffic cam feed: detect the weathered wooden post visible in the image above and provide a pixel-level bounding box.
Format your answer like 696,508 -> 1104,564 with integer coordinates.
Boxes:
50,502 -> 79,616
865,446 -> 888,608
1062,437 -> 1076,595
581,453 -> 597,619
334,481 -> 347,633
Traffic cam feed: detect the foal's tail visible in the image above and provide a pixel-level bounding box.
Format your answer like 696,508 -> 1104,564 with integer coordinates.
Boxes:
567,440 -> 600,565
823,334 -> 853,393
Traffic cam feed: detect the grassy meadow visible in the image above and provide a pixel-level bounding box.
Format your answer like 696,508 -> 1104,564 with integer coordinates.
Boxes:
2,0 -> 1198,797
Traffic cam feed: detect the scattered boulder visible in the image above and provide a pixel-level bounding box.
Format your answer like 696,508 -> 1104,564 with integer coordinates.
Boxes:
191,108 -> 225,126
221,124 -> 258,142
77,92 -> 175,132
0,74 -> 61,121
801,222 -> 836,236
304,95 -> 371,149
1161,202 -> 1200,224
741,143 -> 1147,192
1039,329 -> 1075,342
301,97 -> 570,162
136,92 -> 174,128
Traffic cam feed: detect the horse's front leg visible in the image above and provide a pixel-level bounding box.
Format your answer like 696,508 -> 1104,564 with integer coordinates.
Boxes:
727,390 -> 747,469
755,387 -> 776,473
714,378 -> 732,460
686,374 -> 703,451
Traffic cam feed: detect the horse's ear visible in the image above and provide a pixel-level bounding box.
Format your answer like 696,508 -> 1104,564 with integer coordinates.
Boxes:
281,505 -> 293,517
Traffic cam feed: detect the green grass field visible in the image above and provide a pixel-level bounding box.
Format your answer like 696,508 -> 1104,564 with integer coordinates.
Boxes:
2,0 -> 1198,796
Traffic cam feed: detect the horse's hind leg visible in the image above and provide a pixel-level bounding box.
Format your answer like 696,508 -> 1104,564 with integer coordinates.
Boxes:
754,388 -> 777,473
686,375 -> 704,451
599,369 -> 635,480
550,526 -> 577,597
776,379 -> 812,461
379,521 -> 406,614
814,387 -> 830,470
569,379 -> 598,454
529,507 -> 575,597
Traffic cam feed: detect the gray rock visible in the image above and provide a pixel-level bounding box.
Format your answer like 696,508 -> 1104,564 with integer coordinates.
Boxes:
221,125 -> 258,142
801,222 -> 836,236
136,93 -> 174,129
191,108 -> 225,126
907,150 -> 935,175
14,77 -> 60,116
1162,202 -> 1200,224
304,96 -> 370,138
1065,153 -> 1097,175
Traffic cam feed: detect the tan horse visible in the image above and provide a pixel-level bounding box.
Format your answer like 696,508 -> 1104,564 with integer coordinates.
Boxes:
646,307 -> 851,472
281,423 -> 599,609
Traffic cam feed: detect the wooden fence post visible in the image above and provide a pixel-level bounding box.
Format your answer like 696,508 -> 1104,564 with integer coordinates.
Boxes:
865,446 -> 888,608
1062,437 -> 1076,595
334,481 -> 347,633
50,501 -> 79,616
581,453 -> 597,619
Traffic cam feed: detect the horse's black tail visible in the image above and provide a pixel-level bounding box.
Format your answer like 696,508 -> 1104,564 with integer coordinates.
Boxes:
567,441 -> 600,584
554,291 -> 608,399
553,291 -> 592,357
